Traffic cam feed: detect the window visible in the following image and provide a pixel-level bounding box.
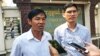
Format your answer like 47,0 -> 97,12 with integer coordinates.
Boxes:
4,17 -> 21,39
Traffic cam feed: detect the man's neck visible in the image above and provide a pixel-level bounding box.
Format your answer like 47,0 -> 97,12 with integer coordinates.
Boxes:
32,30 -> 43,40
67,22 -> 76,31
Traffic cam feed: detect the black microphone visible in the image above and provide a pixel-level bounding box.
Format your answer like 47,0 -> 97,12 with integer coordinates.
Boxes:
49,40 -> 67,54
69,43 -> 89,54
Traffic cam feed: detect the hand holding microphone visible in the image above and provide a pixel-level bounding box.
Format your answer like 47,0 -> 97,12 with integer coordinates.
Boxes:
68,43 -> 89,55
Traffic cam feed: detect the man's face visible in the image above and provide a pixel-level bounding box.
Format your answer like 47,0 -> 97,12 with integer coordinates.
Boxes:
63,6 -> 78,23
28,13 -> 46,32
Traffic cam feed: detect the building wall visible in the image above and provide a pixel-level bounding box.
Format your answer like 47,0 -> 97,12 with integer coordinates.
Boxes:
95,3 -> 100,36
0,6 -> 21,54
90,2 -> 100,48
0,1 -> 6,54
98,3 -> 100,36
84,4 -> 91,32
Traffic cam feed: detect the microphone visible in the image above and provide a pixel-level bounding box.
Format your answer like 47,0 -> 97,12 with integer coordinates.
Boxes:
69,43 -> 89,54
49,40 -> 67,54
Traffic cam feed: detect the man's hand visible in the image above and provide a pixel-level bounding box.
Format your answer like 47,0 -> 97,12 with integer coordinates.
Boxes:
49,45 -> 59,56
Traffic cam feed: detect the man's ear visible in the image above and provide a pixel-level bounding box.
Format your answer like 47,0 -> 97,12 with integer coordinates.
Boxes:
62,13 -> 65,18
62,10 -> 65,18
27,19 -> 32,25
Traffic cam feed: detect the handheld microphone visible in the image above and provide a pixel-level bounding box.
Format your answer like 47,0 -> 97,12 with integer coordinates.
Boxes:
49,40 -> 66,54
69,43 -> 89,54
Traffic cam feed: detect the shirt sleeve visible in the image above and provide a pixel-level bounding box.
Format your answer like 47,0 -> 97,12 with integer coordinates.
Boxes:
10,38 -> 22,56
85,30 -> 92,43
54,28 -> 61,44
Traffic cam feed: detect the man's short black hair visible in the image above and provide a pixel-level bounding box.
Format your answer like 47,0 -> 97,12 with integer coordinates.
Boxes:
63,3 -> 78,12
28,9 -> 46,20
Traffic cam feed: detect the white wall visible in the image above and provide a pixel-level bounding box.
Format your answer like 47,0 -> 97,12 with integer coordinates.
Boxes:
98,3 -> 100,35
3,7 -> 20,17
84,4 -> 91,32
95,3 -> 100,36
0,3 -> 6,54
2,0 -> 16,6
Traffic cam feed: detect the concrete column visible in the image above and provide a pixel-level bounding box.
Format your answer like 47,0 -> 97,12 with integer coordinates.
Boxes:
0,2 -> 6,54
84,4 -> 91,33
97,3 -> 100,36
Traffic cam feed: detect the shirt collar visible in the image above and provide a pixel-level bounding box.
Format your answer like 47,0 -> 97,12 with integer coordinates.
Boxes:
64,22 -> 79,32
26,29 -> 46,41
26,29 -> 35,40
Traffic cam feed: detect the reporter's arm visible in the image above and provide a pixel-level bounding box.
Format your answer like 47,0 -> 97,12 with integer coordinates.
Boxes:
85,43 -> 100,56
